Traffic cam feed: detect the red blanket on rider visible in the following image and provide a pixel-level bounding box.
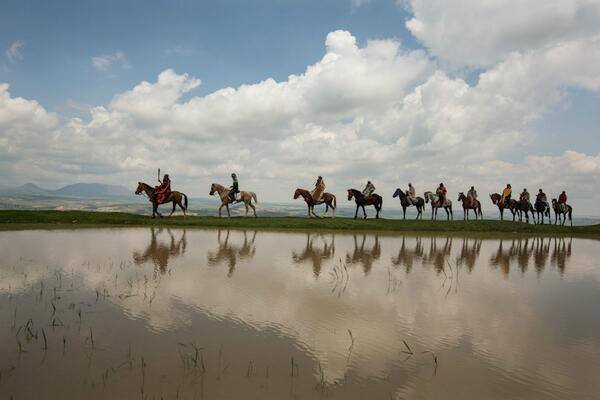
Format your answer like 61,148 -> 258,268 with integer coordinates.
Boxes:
154,178 -> 171,204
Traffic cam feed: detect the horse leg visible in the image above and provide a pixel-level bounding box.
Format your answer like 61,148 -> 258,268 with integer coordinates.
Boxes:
362,205 -> 367,219
250,202 -> 257,217
169,200 -> 176,217
226,204 -> 231,217
244,203 -> 248,217
500,208 -> 504,221
446,207 -> 450,221
151,202 -> 157,218
218,204 -> 223,218
354,205 -> 359,219
403,206 -> 406,220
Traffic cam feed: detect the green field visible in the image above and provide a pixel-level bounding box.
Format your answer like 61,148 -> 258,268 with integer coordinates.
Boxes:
0,210 -> 598,237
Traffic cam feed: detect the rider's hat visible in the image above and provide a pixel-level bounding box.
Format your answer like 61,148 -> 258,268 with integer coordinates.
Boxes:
231,173 -> 237,177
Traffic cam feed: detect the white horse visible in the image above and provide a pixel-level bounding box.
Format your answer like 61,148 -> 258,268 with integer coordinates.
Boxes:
424,191 -> 453,220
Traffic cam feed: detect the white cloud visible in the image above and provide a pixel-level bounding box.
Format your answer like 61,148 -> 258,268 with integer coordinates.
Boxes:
5,40 -> 24,63
91,51 -> 131,72
1,20 -> 600,214
403,0 -> 600,67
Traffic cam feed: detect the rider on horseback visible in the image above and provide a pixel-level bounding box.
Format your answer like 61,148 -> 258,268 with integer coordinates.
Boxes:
229,173 -> 240,203
536,189 -> 549,209
311,176 -> 325,202
520,188 -> 530,202
154,174 -> 171,204
467,186 -> 477,208
407,183 -> 416,205
362,181 -> 375,199
558,191 -> 568,212
501,184 -> 512,206
436,183 -> 447,206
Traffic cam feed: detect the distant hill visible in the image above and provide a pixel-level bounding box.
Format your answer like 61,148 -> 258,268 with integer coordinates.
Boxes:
0,182 -> 133,199
54,183 -> 132,198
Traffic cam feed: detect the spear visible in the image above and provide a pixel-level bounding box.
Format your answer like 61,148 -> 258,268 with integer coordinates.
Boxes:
157,168 -> 161,183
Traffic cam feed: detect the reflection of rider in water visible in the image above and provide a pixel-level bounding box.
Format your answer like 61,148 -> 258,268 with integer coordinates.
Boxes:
133,227 -> 187,273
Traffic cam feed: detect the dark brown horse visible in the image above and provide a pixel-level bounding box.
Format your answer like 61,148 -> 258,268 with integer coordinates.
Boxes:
534,199 -> 551,224
393,188 -> 424,219
458,192 -> 482,220
135,182 -> 188,218
489,193 -> 518,221
347,189 -> 382,219
517,197 -> 534,224
293,188 -> 336,218
552,199 -> 573,226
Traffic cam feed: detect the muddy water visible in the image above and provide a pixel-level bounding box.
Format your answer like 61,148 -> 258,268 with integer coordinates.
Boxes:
0,228 -> 599,399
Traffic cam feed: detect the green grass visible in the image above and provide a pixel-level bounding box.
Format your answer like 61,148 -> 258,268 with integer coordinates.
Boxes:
0,210 -> 598,237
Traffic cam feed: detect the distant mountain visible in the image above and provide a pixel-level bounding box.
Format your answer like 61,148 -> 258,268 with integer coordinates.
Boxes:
0,182 -> 133,199
53,183 -> 132,198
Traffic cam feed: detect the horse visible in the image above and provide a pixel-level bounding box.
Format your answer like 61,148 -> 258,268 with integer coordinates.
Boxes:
534,199 -> 551,224
424,191 -> 453,220
293,188 -> 336,218
135,182 -> 188,219
489,193 -> 518,221
457,192 -> 482,220
517,197 -> 535,224
347,189 -> 382,219
552,199 -> 573,227
209,183 -> 257,218
392,188 -> 424,219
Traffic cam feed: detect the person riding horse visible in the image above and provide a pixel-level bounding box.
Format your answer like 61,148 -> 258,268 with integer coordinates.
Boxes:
536,189 -> 549,209
520,188 -> 530,202
154,174 -> 172,204
362,181 -> 375,199
229,173 -> 240,203
467,186 -> 478,208
558,191 -> 568,212
436,183 -> 447,206
407,183 -> 416,205
311,176 -> 325,202
501,184 -> 512,206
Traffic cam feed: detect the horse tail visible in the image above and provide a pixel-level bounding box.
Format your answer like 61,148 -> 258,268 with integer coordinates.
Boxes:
183,193 -> 188,209
251,192 -> 258,204
333,194 -> 337,209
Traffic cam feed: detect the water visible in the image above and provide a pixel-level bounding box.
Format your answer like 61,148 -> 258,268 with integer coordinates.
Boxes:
0,228 -> 599,399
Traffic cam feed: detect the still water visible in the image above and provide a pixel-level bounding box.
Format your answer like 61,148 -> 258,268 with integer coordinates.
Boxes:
0,228 -> 599,399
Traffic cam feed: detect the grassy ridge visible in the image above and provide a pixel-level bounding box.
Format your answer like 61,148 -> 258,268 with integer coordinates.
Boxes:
0,210 -> 598,237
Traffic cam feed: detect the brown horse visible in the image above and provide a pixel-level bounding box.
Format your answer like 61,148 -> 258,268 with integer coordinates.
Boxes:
458,192 -> 482,220
293,188 -> 336,218
552,199 -> 573,226
347,189 -> 382,219
135,182 -> 188,218
210,183 -> 257,217
489,193 -> 518,221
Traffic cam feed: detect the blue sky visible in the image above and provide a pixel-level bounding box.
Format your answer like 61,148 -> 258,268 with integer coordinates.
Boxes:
1,0 -> 600,213
1,0 -> 419,109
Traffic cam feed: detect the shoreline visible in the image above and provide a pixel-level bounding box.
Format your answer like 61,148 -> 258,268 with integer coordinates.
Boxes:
0,210 -> 598,238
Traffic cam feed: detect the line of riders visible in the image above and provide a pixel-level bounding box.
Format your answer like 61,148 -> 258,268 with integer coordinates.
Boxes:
136,172 -> 572,225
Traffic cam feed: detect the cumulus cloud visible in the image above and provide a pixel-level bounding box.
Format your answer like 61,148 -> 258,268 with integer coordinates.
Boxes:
5,40 -> 24,62
91,51 -> 131,72
403,0 -> 600,67
1,19 -> 600,214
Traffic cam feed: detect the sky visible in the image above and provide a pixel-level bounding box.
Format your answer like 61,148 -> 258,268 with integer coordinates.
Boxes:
1,0 -> 600,213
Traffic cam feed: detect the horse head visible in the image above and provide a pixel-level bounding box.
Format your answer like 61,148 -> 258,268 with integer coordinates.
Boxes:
424,191 -> 431,203
490,193 -> 499,204
293,188 -> 302,199
393,188 -> 401,198
135,182 -> 146,195
209,183 -> 218,196
347,189 -> 355,201
458,192 -> 465,201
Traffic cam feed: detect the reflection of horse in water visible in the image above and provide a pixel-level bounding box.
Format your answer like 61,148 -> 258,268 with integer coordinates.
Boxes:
551,237 -> 572,275
133,227 -> 187,273
489,237 -> 569,276
391,236 -> 424,273
207,230 -> 257,277
422,236 -> 453,274
292,233 -> 335,277
457,238 -> 482,272
345,234 -> 381,275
